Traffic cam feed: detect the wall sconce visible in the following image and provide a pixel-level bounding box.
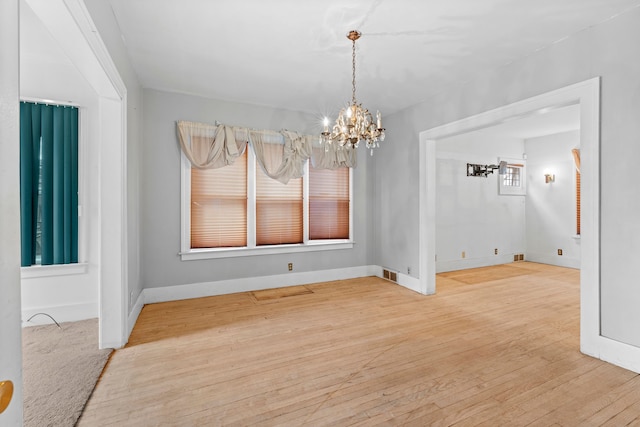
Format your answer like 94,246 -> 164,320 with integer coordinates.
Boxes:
544,173 -> 555,183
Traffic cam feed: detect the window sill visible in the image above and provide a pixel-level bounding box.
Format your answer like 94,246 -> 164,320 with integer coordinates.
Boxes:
180,241 -> 354,261
21,263 -> 88,279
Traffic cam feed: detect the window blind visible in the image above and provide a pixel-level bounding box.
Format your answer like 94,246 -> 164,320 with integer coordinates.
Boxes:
309,166 -> 349,240
191,149 -> 247,248
256,162 -> 303,245
576,170 -> 581,235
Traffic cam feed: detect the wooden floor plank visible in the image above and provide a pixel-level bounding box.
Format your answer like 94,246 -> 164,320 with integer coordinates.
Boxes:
78,262 -> 640,426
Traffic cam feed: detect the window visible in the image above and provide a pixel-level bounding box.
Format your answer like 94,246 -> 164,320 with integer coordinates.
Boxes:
309,166 -> 349,240
498,158 -> 526,195
20,101 -> 79,267
502,166 -> 521,187
191,150 -> 247,248
183,144 -> 352,260
256,142 -> 303,245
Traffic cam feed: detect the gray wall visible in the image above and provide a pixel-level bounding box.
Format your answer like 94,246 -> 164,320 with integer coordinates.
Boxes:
141,89 -> 372,289
374,7 -> 640,348
525,130 -> 581,268
436,135 -> 526,272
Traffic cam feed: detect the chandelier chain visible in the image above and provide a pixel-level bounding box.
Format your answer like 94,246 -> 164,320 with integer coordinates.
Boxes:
351,38 -> 357,105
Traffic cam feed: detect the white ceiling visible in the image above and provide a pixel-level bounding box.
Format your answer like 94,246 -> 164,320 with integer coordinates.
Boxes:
106,0 -> 640,118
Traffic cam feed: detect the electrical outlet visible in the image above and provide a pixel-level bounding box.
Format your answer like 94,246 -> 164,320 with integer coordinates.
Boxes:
494,248 -> 498,255
407,267 -> 411,275
461,251 -> 466,259
557,249 -> 563,256
288,262 -> 293,271
129,291 -> 134,306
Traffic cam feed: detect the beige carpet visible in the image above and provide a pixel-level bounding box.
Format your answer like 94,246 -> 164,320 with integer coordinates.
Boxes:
22,318 -> 112,427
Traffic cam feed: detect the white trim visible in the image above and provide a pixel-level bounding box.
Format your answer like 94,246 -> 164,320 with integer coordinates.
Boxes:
247,148 -> 257,247
349,166 -> 354,241
585,335 -> 640,374
436,255 -> 520,273
419,78 -> 640,375
143,265 -> 378,304
127,291 -> 144,338
303,160 -> 310,243
62,0 -> 129,349
180,241 -> 353,261
21,302 -> 97,326
61,0 -> 126,98
526,253 -> 580,270
20,262 -> 88,279
373,268 -> 423,294
418,136 -> 436,295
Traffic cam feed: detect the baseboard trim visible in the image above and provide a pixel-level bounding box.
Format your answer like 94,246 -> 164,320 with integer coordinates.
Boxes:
375,267 -> 423,294
127,291 -> 145,339
526,253 -> 580,269
436,255 -> 518,273
22,302 -> 97,327
583,335 -> 640,374
144,265 -> 379,304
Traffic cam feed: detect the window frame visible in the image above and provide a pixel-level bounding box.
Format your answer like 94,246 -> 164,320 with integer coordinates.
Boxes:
19,98 -> 88,277
498,157 -> 527,196
180,146 -> 353,261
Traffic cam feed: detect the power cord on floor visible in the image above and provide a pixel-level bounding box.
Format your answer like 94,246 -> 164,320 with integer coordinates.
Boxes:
25,313 -> 61,328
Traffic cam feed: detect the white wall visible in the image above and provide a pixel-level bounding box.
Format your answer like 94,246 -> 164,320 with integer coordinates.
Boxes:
141,88 -> 372,292
375,7 -> 640,348
436,135 -> 526,272
525,130 -> 581,268
19,1 -> 100,324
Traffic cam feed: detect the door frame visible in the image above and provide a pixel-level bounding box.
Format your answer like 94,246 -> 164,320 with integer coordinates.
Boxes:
419,78 -> 639,374
26,0 -> 129,348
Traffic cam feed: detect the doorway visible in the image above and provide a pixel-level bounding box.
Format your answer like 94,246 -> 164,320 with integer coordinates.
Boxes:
434,104 -> 581,273
20,0 -> 129,349
418,78 -> 601,359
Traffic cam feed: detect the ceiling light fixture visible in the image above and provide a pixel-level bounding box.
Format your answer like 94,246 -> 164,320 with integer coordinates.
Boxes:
321,30 -> 385,155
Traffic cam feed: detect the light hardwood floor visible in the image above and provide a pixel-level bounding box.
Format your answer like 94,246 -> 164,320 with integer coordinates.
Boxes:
79,263 -> 640,426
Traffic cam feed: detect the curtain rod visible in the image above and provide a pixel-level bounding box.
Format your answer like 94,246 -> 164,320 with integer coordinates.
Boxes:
20,96 -> 81,108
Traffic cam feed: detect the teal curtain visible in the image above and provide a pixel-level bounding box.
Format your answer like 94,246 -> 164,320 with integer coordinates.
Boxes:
20,101 -> 78,266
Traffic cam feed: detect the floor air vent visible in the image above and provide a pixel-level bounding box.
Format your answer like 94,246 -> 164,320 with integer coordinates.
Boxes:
383,269 -> 397,282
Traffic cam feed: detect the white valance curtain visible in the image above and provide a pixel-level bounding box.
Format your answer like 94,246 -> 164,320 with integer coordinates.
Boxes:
177,121 -> 247,170
176,121 -> 356,184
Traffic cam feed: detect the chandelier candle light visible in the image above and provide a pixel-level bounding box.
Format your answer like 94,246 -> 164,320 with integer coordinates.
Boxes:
321,30 -> 385,155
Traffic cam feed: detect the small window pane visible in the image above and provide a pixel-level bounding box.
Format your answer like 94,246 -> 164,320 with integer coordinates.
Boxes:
255,144 -> 303,245
503,166 -> 521,187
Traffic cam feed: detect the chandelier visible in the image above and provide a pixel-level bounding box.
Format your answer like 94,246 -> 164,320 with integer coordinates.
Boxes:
321,30 -> 385,154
